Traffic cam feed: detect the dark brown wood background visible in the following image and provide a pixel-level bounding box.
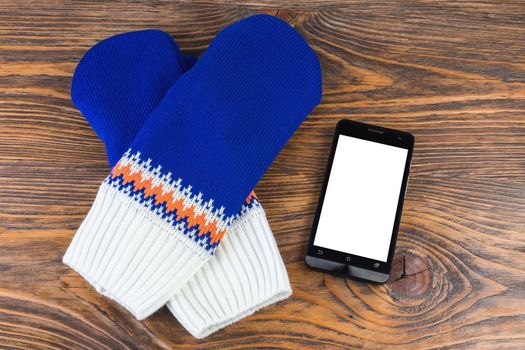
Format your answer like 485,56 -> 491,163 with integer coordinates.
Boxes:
1,1 -> 524,349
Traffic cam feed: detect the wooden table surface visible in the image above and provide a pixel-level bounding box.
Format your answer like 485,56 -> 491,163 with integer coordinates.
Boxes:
1,1 -> 524,349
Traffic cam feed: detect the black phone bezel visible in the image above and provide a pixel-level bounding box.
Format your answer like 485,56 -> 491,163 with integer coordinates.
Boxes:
305,119 -> 414,282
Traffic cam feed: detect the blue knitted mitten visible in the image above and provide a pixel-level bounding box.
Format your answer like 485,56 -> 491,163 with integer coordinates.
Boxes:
63,15 -> 321,321
69,29 -> 294,337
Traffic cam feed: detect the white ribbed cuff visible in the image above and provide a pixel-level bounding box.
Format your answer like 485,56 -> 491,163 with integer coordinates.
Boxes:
63,181 -> 210,320
167,206 -> 292,338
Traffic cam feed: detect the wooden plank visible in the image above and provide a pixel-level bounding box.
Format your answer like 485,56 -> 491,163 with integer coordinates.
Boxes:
0,1 -> 524,348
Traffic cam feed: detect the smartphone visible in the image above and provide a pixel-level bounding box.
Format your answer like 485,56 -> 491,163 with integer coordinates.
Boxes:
305,119 -> 414,283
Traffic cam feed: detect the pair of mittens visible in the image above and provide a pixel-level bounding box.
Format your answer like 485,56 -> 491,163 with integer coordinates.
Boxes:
63,14 -> 321,338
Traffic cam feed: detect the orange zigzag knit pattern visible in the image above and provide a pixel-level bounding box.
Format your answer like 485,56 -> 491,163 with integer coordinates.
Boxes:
245,191 -> 256,205
111,160 -> 227,245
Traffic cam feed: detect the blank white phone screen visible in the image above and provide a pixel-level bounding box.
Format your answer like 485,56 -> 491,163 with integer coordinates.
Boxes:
313,135 -> 408,262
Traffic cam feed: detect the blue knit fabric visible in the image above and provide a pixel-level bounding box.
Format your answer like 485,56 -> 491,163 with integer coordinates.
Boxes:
71,30 -> 195,166
70,15 -> 321,253
70,28 -> 261,252
128,14 -> 322,217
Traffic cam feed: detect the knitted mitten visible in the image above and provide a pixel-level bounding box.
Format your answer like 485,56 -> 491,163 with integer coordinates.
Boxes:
68,29 -> 294,337
70,30 -> 195,166
63,15 -> 321,321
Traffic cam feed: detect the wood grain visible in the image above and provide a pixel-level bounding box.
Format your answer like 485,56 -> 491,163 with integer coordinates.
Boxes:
1,1 -> 524,349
